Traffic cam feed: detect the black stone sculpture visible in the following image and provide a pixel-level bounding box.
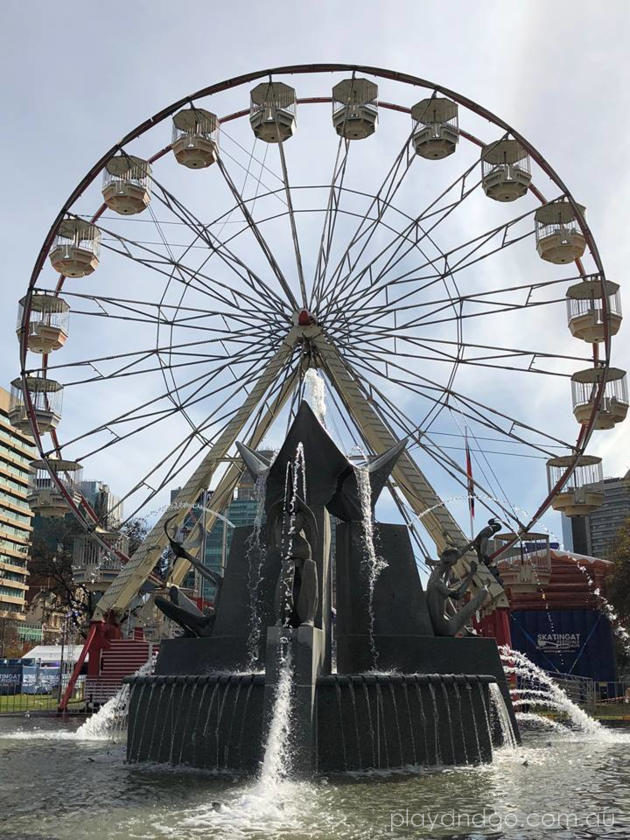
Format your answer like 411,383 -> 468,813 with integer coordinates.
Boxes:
127,400 -> 519,775
154,517 -> 223,638
474,517 -> 503,583
426,542 -> 489,637
268,496 -> 319,627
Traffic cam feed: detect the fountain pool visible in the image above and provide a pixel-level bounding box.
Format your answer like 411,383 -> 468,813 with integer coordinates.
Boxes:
1,716 -> 629,839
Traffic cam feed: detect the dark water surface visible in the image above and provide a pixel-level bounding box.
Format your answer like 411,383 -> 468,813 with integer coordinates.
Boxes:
1,716 -> 629,839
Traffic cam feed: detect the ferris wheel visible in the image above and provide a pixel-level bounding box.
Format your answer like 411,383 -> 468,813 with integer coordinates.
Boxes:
15,64 -> 625,627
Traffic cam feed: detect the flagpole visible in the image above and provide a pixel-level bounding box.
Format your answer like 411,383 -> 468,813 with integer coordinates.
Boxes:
465,427 -> 475,539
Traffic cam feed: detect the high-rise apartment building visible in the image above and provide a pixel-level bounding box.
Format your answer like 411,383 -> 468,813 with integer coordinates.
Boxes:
0,387 -> 35,638
561,472 -> 630,559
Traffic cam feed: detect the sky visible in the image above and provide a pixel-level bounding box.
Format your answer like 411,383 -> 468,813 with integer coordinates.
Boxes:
1,0 -> 629,555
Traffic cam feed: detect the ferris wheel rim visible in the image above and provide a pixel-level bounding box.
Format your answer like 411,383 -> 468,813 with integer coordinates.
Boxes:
19,63 -> 613,564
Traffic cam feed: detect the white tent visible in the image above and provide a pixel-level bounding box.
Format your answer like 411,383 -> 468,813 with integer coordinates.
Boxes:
21,645 -> 88,663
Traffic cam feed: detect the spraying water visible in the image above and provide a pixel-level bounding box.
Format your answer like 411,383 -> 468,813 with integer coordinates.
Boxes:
575,560 -> 630,656
488,683 -> 517,748
304,368 -> 327,427
75,657 -> 154,741
75,688 -> 130,741
259,650 -> 294,785
515,711 -> 567,732
355,464 -> 387,665
500,646 -> 604,736
246,473 -> 269,669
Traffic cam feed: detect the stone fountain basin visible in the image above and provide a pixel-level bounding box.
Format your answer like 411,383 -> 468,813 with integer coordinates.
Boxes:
125,669 -> 503,774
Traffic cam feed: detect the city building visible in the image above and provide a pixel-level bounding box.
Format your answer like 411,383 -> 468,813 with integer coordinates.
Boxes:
0,387 -> 35,654
561,471 -> 630,559
71,480 -> 126,601
170,453 -> 270,603
77,480 -> 122,528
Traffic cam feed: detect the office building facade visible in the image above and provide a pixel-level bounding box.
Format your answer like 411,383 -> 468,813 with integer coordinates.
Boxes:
561,472 -> 630,559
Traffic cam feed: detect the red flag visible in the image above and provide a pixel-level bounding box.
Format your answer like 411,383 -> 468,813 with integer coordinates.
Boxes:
465,429 -> 475,520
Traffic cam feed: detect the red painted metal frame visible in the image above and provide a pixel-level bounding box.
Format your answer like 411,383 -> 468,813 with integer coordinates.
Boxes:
18,67 -> 610,709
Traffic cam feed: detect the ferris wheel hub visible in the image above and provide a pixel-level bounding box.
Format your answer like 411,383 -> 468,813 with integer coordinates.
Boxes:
293,308 -> 318,327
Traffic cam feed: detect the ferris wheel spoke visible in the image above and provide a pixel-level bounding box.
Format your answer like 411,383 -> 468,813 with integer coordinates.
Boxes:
323,156 -> 482,320
335,201 -> 539,321
370,387 -> 524,528
331,273 -> 581,329
37,329 -> 276,381
218,127 -> 287,207
337,353 -> 532,528
322,157 -> 482,320
149,174 -> 291,317
88,212 -> 287,322
53,339 -> 279,457
59,289 -> 282,336
215,153 -> 300,311
117,356 -> 299,526
331,328 -> 592,376
340,342 -> 573,453
310,136 -> 350,307
277,141 -> 307,307
321,347 -> 523,528
43,350 -> 268,389
72,350 -> 283,470
314,132 -> 416,315
365,291 -> 566,335
347,344 -> 572,452
94,219 -> 259,315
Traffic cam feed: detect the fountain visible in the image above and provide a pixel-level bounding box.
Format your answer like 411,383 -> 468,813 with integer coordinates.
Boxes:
501,645 -> 605,736
125,402 -> 519,774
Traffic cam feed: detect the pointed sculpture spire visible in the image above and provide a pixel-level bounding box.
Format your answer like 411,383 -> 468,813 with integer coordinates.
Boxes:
236,441 -> 273,482
327,438 -> 407,521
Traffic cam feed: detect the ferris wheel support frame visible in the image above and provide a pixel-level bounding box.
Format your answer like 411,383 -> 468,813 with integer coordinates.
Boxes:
59,339 -> 299,711
91,329 -> 299,620
311,330 -> 508,609
96,322 -> 508,627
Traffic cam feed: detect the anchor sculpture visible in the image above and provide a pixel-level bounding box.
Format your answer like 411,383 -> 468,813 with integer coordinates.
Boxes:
153,516 -> 223,638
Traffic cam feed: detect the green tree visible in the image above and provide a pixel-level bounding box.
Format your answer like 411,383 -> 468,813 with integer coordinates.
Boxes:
120,516 -> 149,557
604,515 -> 630,622
28,515 -> 91,637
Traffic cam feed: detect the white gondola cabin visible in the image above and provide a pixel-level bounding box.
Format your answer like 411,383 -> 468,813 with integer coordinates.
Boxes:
49,218 -> 100,277
481,139 -> 531,202
411,97 -> 458,159
17,293 -> 69,354
102,155 -> 151,215
494,532 -> 552,594
249,82 -> 296,143
72,529 -> 127,590
9,376 -> 63,435
172,108 -> 219,168
571,366 -> 628,429
28,459 -> 82,518
566,276 -> 622,343
546,454 -> 604,517
535,200 -> 586,264
332,78 -> 378,140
